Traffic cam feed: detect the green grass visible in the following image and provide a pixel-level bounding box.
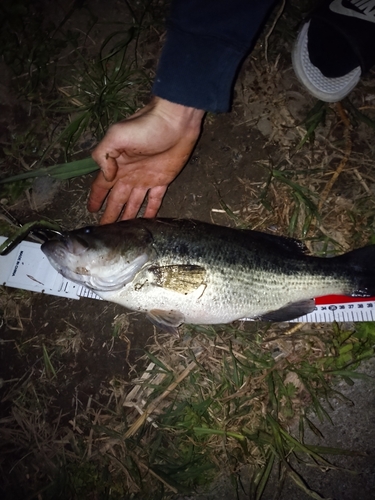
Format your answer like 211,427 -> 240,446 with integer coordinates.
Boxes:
44,27 -> 150,159
3,321 -> 373,498
0,0 -> 153,187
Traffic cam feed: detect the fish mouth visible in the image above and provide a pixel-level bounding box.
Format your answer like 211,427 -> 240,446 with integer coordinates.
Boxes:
41,234 -> 89,264
41,235 -> 90,283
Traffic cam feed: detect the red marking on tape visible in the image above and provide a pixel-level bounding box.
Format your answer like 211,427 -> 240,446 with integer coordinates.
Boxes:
315,295 -> 375,305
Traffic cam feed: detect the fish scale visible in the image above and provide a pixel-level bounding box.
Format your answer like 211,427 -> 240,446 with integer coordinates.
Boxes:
41,218 -> 375,331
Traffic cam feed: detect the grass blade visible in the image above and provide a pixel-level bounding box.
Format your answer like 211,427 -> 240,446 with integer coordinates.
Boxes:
0,158 -> 99,184
42,345 -> 56,379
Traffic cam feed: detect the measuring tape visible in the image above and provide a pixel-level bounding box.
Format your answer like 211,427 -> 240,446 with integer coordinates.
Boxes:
292,295 -> 375,323
1,236 -> 374,323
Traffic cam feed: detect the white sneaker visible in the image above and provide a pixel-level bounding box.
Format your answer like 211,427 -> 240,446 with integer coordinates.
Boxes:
292,20 -> 361,102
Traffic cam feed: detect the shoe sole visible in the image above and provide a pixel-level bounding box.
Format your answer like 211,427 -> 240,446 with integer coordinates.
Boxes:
292,21 -> 361,102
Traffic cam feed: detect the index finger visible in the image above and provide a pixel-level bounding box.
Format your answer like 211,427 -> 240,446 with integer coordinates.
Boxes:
87,170 -> 113,213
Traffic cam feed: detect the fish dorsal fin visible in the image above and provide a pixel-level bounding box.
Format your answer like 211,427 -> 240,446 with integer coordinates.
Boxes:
257,299 -> 315,322
273,235 -> 308,254
147,309 -> 185,334
248,231 -> 308,255
148,265 -> 206,294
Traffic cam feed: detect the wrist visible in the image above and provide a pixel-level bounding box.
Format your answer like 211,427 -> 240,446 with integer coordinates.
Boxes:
151,96 -> 205,135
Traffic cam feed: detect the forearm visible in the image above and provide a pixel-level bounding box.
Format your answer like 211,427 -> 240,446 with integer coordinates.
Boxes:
153,0 -> 278,113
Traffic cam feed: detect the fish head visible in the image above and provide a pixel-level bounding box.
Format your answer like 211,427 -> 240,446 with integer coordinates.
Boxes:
41,222 -> 152,291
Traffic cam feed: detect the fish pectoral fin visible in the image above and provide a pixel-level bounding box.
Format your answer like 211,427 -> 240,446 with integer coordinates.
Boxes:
147,309 -> 185,334
258,299 -> 315,322
149,265 -> 206,294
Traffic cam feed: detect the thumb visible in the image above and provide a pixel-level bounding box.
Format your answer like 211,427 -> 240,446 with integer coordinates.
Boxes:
91,149 -> 119,183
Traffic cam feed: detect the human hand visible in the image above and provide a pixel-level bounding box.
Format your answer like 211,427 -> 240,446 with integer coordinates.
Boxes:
88,96 -> 205,223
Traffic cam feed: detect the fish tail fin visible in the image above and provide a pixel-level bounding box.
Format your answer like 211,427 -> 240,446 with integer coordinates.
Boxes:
337,245 -> 375,297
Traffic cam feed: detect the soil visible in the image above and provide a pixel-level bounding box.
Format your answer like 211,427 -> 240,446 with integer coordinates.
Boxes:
1,0 -> 375,499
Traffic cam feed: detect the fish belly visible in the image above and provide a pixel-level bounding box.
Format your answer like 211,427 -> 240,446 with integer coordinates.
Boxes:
95,270 -> 347,324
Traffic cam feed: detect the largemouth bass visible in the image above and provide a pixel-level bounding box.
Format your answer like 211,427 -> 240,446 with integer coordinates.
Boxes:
41,218 -> 375,332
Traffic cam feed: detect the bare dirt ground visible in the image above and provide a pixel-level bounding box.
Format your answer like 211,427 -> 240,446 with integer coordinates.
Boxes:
0,0 -> 277,429
1,1 -> 375,499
